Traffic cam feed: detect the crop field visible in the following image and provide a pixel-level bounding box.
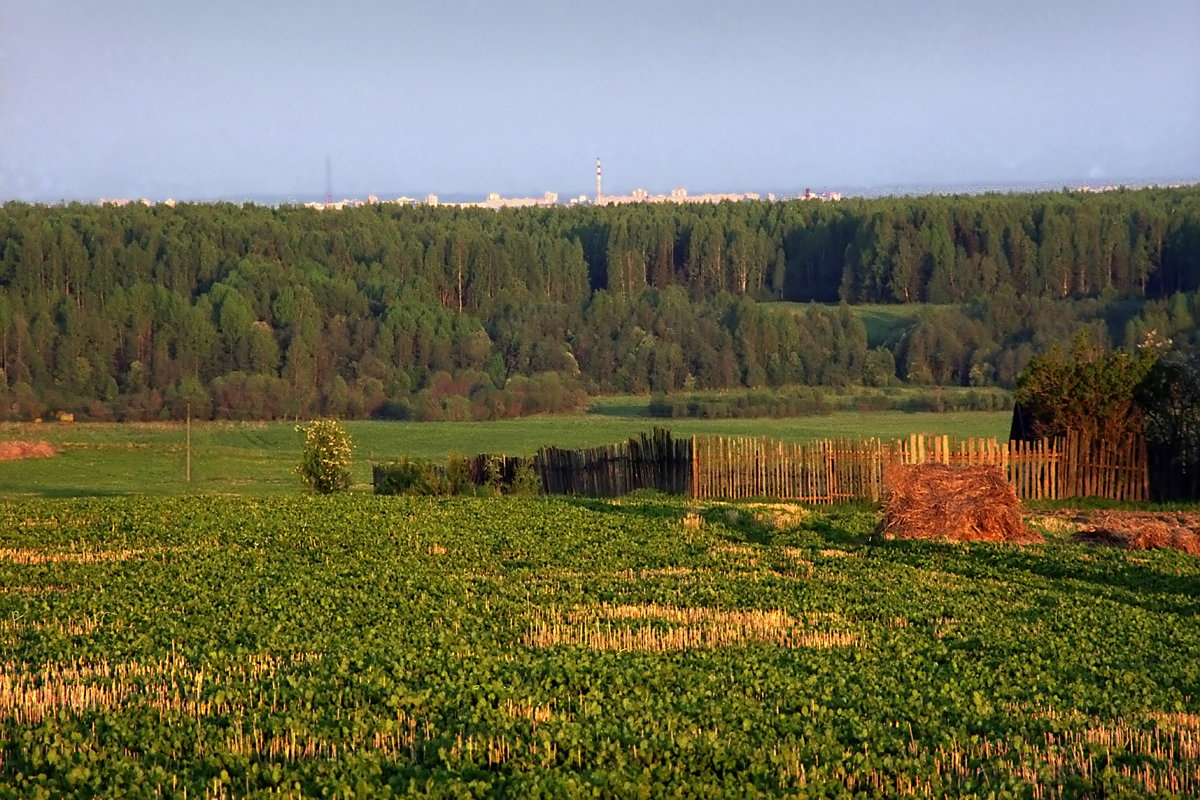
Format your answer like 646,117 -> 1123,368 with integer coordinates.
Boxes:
0,411 -> 1010,498
1,496 -> 1198,798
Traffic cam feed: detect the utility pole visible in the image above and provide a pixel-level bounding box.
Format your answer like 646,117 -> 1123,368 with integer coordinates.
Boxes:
325,156 -> 333,206
186,402 -> 191,483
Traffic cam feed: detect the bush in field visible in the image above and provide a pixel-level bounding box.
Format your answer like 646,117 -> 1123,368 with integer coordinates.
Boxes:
509,456 -> 542,497
483,455 -> 505,497
296,420 -> 353,494
375,453 -> 539,497
445,452 -> 474,495
374,456 -> 446,496
374,455 -> 481,496
1014,331 -> 1154,442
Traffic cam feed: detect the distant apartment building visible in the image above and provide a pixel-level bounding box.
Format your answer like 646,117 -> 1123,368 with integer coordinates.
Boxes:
390,186 -> 795,210
478,191 -> 559,210
594,187 -> 762,205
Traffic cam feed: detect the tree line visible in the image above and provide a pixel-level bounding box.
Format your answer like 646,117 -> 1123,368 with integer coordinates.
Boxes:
0,185 -> 1197,420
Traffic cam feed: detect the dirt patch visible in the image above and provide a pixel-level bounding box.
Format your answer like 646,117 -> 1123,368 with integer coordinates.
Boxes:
877,463 -> 1042,544
0,440 -> 58,461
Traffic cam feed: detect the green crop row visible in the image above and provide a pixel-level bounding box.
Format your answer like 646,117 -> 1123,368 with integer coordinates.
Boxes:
0,496 -> 1197,798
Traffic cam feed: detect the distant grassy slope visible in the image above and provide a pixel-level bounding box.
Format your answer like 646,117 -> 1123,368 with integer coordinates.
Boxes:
589,385 -> 1011,415
763,302 -> 962,347
853,304 -> 948,346
0,410 -> 1010,497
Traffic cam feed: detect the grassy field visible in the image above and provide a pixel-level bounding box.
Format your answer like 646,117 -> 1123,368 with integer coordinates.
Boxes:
1,495 -> 1196,797
0,409 -> 1010,497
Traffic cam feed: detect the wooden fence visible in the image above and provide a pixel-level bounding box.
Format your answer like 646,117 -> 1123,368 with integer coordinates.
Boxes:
535,428 -> 690,497
376,429 -> 1148,503
892,434 -> 1063,502
690,436 -> 888,504
690,432 -> 1148,503
1057,430 -> 1148,502
450,429 -> 689,498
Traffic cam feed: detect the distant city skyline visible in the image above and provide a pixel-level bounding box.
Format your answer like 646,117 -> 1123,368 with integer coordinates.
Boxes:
2,1 -> 1198,204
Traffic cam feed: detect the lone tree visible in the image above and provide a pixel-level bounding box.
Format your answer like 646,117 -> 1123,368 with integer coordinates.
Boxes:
296,420 -> 353,494
1136,344 -> 1200,499
1013,330 -> 1156,444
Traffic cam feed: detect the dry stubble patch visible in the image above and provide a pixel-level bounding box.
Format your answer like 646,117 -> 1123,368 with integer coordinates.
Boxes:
0,548 -> 145,566
0,651 -> 325,725
523,602 -> 857,651
707,542 -> 760,568
775,706 -> 1200,797
742,502 -> 811,530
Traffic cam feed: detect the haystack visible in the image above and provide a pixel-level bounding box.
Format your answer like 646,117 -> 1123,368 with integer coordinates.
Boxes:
1072,512 -> 1200,555
0,440 -> 58,461
876,463 -> 1041,544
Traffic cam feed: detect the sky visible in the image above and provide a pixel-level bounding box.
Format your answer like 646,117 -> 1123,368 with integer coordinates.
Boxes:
1,0 -> 1198,203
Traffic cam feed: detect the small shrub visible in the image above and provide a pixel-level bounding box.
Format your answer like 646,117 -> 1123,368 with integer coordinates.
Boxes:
445,452 -> 474,495
851,391 -> 890,413
373,456 -> 446,496
647,394 -> 674,418
509,456 -> 542,497
900,390 -> 947,413
484,454 -> 505,497
375,452 -> 540,497
374,399 -> 413,420
296,420 -> 353,494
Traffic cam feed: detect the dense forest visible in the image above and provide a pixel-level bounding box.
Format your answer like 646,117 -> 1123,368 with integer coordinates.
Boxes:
0,186 -> 1198,421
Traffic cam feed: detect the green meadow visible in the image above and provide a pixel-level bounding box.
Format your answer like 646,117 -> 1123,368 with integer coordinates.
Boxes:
0,407 -> 1011,498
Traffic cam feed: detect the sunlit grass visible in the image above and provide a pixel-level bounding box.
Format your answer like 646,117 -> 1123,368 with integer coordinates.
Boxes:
0,409 -> 1010,498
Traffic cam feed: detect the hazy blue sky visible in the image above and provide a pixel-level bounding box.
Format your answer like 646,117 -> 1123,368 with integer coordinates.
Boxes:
2,0 -> 1198,202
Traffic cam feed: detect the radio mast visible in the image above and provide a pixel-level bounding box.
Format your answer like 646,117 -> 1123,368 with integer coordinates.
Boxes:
595,157 -> 602,205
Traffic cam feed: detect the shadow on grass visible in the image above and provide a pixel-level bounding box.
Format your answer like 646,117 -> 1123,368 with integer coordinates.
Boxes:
544,495 -> 1199,618
867,537 -> 1200,617
25,487 -> 131,498
572,494 -> 1200,607
562,493 -> 878,548
696,502 -> 879,548
561,493 -> 687,525
801,512 -> 877,547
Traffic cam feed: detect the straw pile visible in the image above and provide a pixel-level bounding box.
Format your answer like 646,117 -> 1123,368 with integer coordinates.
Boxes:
0,440 -> 58,461
877,463 -> 1041,544
1072,512 -> 1200,555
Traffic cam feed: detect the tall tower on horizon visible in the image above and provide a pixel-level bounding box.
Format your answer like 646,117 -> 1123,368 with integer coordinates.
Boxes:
325,156 -> 333,205
595,157 -> 602,205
